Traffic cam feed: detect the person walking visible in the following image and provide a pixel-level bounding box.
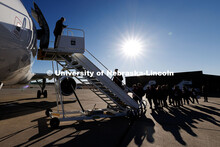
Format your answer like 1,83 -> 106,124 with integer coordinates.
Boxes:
191,88 -> 199,104
145,86 -> 153,109
202,85 -> 208,102
113,69 -> 123,89
182,86 -> 190,105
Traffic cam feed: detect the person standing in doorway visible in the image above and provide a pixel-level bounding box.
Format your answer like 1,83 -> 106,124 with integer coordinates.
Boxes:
53,17 -> 67,48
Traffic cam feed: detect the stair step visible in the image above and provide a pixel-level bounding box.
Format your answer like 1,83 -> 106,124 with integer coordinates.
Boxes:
111,97 -> 119,100
98,86 -> 108,89
71,61 -> 78,65
94,83 -> 103,86
88,77 -> 97,80
107,103 -> 117,105
106,94 -> 115,98
90,80 -> 100,83
104,91 -> 114,95
107,103 -> 115,105
79,79 -> 88,81
99,87 -> 109,90
99,96 -> 109,98
108,105 -> 118,108
96,93 -> 105,95
77,77 -> 87,79
76,66 -> 84,70
99,96 -> 108,98
105,100 -> 114,103
105,93 -> 114,97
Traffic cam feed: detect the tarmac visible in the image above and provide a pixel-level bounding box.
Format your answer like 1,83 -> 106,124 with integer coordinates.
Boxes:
0,85 -> 219,147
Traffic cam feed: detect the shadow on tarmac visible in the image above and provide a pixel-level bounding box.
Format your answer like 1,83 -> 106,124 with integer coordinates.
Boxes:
0,101 -> 220,146
119,115 -> 155,147
151,105 -> 220,146
0,97 -> 75,120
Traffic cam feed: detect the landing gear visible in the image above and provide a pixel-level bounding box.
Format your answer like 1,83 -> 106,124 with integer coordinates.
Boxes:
37,90 -> 41,98
50,117 -> 60,129
37,90 -> 47,98
36,78 -> 47,98
45,109 -> 59,129
45,108 -> 52,117
43,90 -> 47,98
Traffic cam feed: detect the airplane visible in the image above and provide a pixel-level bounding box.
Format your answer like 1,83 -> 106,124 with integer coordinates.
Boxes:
0,0 -> 145,127
0,0 -> 52,98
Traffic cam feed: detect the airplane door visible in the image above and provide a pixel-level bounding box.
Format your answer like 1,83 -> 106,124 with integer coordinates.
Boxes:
31,2 -> 49,49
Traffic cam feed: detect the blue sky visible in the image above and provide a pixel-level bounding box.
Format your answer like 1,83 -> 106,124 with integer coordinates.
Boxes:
22,0 -> 220,76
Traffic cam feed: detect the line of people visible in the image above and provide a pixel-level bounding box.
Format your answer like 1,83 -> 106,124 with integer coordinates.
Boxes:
132,83 -> 200,109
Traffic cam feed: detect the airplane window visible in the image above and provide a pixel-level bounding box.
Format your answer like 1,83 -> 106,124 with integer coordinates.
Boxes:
22,18 -> 26,29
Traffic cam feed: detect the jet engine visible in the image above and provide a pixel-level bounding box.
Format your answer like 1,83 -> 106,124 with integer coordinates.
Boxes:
60,77 -> 76,96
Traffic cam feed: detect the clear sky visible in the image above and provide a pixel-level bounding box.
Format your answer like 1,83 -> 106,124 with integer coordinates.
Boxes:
22,0 -> 220,76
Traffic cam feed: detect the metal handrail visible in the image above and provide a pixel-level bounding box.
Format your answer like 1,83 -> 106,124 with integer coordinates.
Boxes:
67,30 -> 74,36
85,49 -> 110,72
85,49 -> 146,112
63,28 -> 85,38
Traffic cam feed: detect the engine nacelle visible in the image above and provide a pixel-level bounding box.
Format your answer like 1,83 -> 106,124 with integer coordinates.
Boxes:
60,77 -> 76,96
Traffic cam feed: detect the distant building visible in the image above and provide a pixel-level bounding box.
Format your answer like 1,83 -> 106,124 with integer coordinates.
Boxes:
126,71 -> 220,97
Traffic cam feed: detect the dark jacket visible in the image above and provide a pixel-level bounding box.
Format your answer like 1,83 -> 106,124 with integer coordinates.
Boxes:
53,19 -> 66,36
113,75 -> 123,87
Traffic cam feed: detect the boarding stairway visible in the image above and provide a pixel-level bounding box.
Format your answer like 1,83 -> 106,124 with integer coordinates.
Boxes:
60,53 -> 139,111
38,28 -> 146,121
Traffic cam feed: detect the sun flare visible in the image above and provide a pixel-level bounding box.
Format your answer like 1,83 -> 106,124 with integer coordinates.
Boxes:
122,39 -> 143,57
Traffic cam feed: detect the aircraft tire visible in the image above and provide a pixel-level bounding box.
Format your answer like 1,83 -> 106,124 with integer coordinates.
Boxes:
43,90 -> 47,98
37,90 -> 41,98
45,108 -> 52,117
50,118 -> 60,129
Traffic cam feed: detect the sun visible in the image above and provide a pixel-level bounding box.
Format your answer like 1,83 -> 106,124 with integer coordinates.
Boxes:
122,39 -> 143,57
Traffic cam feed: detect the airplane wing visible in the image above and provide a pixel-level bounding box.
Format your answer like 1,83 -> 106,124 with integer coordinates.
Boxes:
31,73 -> 54,81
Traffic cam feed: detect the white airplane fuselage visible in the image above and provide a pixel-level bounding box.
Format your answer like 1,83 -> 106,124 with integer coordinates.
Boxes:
0,0 -> 37,85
